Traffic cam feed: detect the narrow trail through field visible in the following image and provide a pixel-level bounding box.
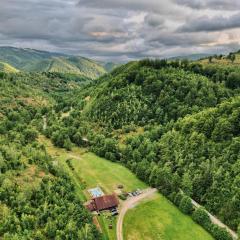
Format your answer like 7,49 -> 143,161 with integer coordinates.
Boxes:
117,188 -> 157,240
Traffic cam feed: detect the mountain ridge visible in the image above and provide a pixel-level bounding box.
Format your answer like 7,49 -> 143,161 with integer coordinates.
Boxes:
0,46 -> 116,78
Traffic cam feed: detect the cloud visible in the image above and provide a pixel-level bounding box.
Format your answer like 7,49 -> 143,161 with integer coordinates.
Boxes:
173,0 -> 240,11
0,0 -> 239,61
78,0 -> 180,14
178,13 -> 240,32
144,14 -> 165,27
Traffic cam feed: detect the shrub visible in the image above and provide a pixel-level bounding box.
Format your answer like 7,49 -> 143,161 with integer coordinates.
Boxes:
118,194 -> 127,201
226,72 -> 240,89
179,196 -> 193,214
173,191 -> 183,207
210,225 -> 233,240
192,207 -> 211,228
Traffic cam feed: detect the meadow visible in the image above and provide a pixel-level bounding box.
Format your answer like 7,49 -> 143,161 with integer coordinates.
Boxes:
123,194 -> 214,240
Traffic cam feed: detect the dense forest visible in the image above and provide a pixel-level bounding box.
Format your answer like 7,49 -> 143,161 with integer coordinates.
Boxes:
0,73 -> 100,239
40,56 -> 240,239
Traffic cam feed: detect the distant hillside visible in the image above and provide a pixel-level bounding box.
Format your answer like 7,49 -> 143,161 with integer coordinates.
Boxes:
0,61 -> 19,73
0,46 -> 111,78
101,62 -> 120,72
169,53 -> 212,61
198,51 -> 240,67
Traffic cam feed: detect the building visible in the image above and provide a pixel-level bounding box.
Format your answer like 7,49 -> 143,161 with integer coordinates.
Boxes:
86,194 -> 119,212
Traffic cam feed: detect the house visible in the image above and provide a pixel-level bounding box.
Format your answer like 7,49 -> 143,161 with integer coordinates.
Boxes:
86,194 -> 119,212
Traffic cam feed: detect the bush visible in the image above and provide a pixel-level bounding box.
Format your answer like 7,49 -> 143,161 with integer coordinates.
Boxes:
226,72 -> 240,89
179,196 -> 193,214
192,207 -> 211,228
173,192 -> 183,207
210,225 -> 233,240
118,194 -> 127,201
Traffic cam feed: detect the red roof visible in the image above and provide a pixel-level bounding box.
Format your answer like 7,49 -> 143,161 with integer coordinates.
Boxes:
86,201 -> 96,211
86,194 -> 119,211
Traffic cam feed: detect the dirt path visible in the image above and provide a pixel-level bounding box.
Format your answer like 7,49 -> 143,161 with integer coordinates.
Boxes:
190,199 -> 238,239
42,116 -> 47,131
68,154 -> 82,161
117,188 -> 157,240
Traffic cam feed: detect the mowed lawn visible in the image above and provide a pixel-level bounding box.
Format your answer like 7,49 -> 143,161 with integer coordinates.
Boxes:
71,152 -> 147,194
123,193 -> 214,240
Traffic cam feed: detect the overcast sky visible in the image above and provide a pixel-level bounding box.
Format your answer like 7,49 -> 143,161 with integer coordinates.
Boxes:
0,0 -> 240,61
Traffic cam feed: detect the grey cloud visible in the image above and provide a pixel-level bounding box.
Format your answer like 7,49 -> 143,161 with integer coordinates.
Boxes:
173,0 -> 240,11
144,14 -> 165,27
78,0 -> 183,15
146,31 -> 216,47
178,13 -> 240,32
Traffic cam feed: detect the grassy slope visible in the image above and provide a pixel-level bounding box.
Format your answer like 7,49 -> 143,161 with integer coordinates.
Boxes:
123,194 -> 214,240
199,52 -> 240,69
24,57 -> 107,78
39,136 -> 213,240
0,61 -> 19,72
71,152 -> 147,194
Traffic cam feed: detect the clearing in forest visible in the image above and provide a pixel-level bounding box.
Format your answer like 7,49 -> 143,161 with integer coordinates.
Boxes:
39,136 -> 214,240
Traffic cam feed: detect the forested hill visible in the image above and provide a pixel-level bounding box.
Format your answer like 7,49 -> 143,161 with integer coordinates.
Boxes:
0,47 -> 110,78
41,57 -> 240,239
0,72 -> 99,239
78,60 -> 232,129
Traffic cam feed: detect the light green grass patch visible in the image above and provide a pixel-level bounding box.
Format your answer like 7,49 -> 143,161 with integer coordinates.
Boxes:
71,152 -> 147,194
123,193 -> 214,240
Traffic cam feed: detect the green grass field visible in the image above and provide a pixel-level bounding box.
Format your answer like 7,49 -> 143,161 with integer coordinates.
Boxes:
123,194 -> 214,240
70,152 -> 147,195
39,136 -> 214,240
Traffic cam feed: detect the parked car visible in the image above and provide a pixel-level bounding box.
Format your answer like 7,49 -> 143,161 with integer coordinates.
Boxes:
111,211 -> 118,216
111,208 -> 118,216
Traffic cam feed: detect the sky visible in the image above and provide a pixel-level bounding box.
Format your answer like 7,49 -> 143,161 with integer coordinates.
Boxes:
0,0 -> 240,62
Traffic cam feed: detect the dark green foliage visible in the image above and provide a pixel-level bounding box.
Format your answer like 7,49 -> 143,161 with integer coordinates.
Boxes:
226,72 -> 240,89
84,62 -> 230,129
193,208 -> 233,240
227,53 -> 236,63
179,196 -> 193,214
0,73 -> 100,239
210,225 -> 233,240
192,208 -> 211,228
